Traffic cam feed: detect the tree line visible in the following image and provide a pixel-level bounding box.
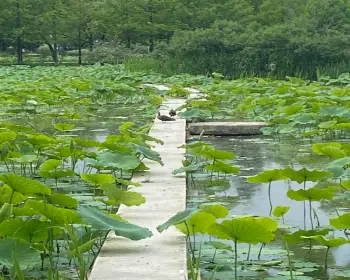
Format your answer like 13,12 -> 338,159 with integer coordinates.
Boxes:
0,0 -> 349,78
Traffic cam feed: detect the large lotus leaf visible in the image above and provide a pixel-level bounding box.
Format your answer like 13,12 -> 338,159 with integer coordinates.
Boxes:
208,217 -> 276,244
256,217 -> 278,232
330,213 -> 350,229
290,114 -> 315,125
39,170 -> 75,179
0,203 -> 12,223
247,169 -> 287,183
68,238 -> 98,260
0,185 -> 25,205
319,106 -> 348,117
101,184 -> 145,207
80,173 -> 115,186
97,151 -> 141,170
205,161 -> 240,174
24,200 -> 81,225
0,173 -> 51,195
12,207 -> 39,217
178,109 -> 201,119
204,241 -> 233,252
26,134 -> 56,146
172,163 -> 203,175
175,212 -> 217,235
328,157 -> 350,168
199,147 -> 236,160
287,187 -> 335,202
0,218 -> 55,242
318,120 -> 337,129
273,206 -> 290,217
40,159 -> 62,171
48,194 -> 78,209
115,178 -> 141,187
134,144 -> 163,165
157,209 -> 198,233
284,229 -> 330,244
9,154 -> 37,164
101,142 -> 134,154
0,238 -> 40,269
54,123 -> 75,131
78,206 -> 152,241
199,203 -> 229,218
282,168 -> 332,183
0,131 -> 17,144
302,235 -> 349,248
312,143 -> 346,159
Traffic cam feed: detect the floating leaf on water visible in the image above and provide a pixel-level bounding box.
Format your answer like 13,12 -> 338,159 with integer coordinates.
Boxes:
278,271 -> 304,276
204,241 -> 233,252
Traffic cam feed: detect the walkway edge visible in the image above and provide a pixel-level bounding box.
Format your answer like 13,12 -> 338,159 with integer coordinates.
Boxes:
89,98 -> 188,280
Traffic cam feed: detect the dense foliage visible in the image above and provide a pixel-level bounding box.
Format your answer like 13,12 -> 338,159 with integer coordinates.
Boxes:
1,0 -> 350,77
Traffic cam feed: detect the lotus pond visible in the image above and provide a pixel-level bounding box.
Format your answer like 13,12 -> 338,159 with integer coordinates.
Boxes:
0,66 -> 350,280
158,74 -> 350,280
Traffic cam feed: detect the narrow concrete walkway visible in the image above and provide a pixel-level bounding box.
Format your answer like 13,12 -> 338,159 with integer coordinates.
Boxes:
89,99 -> 187,280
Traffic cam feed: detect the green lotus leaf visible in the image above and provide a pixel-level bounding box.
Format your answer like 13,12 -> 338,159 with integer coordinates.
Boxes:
272,206 -> 290,218
199,147 -> 236,160
204,241 -> 233,252
247,169 -> 287,183
172,163 -> 203,175
0,238 -> 40,269
175,212 -> 217,235
101,184 -> 145,207
287,187 -> 335,201
0,203 -> 12,224
115,178 -> 141,187
157,209 -> 198,233
330,213 -> 350,229
282,168 -> 332,183
318,120 -> 337,129
68,238 -> 98,260
134,144 -> 163,165
199,203 -> 229,218
208,217 -> 276,244
47,194 -> 79,209
78,206 -> 152,241
302,235 -> 349,247
0,131 -> 17,144
24,200 -> 81,225
205,161 -> 240,174
0,218 -> 56,242
0,173 -> 51,195
96,151 -> 141,170
39,170 -> 75,179
283,229 -> 330,244
40,159 -> 62,171
80,173 -> 115,186
54,123 -> 75,131
178,109 -> 201,119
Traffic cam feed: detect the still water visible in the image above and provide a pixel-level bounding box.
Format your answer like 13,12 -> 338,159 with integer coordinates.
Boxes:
187,135 -> 350,279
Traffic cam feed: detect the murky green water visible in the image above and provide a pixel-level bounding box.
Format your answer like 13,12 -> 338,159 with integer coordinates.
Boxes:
187,135 -> 350,280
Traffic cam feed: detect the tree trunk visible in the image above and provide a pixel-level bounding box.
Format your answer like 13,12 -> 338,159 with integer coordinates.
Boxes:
16,1 -> 23,65
46,43 -> 58,64
78,26 -> 82,65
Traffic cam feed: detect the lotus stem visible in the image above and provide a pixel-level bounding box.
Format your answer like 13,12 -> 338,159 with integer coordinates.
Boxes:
285,240 -> 294,280
325,246 -> 330,273
246,244 -> 251,261
258,243 -> 265,260
234,239 -> 238,280
309,199 -> 314,230
212,249 -> 217,263
210,159 -> 216,186
268,180 -> 272,216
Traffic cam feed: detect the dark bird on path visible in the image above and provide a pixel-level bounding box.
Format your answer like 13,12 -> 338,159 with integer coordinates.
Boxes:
157,112 -> 175,122
169,109 -> 176,117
